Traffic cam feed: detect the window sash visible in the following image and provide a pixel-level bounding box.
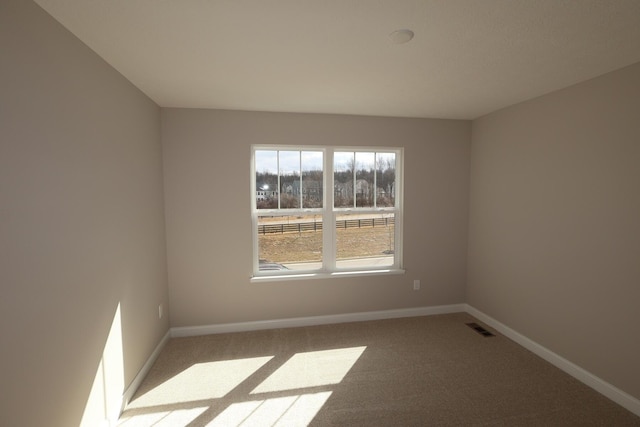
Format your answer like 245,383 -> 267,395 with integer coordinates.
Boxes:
252,146 -> 402,277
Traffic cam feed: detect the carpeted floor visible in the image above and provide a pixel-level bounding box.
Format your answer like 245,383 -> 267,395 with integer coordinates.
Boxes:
118,312 -> 640,426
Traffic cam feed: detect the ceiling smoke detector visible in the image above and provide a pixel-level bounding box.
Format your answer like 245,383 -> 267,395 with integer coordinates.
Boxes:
389,29 -> 414,44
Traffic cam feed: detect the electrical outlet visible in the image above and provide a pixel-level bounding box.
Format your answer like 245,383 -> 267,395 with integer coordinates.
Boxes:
413,280 -> 420,290
158,304 -> 163,319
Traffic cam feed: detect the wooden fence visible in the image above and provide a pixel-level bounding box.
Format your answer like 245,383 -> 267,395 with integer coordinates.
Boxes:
258,217 -> 394,235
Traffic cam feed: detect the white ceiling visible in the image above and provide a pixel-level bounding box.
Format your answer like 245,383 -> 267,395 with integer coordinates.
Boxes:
35,0 -> 640,119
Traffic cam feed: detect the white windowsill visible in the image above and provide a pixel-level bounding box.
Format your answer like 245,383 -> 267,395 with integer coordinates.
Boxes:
250,268 -> 405,283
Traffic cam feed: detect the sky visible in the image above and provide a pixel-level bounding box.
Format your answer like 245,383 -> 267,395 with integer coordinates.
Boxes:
256,150 -> 396,175
255,150 -> 322,174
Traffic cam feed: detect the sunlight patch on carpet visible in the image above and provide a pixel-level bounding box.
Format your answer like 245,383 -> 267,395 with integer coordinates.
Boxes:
207,391 -> 332,427
251,346 -> 366,394
127,356 -> 274,408
118,406 -> 208,427
121,346 -> 366,426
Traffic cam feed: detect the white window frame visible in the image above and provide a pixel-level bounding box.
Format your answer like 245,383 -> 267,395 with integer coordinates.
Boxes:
251,145 -> 404,281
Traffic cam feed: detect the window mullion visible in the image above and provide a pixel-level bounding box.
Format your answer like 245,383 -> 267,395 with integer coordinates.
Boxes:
324,149 -> 335,271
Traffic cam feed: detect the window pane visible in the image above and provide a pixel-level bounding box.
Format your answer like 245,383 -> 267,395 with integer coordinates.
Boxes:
334,152 -> 354,208
279,151 -> 300,209
258,215 -> 323,271
255,150 -> 278,209
335,213 -> 395,268
355,152 -> 375,207
254,146 -> 401,276
301,151 -> 323,208
376,153 -> 396,207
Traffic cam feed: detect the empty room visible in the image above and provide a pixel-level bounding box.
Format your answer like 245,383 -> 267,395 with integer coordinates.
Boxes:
1,1 -> 639,426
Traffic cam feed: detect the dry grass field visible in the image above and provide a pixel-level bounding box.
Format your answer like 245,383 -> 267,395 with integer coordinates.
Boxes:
259,225 -> 395,263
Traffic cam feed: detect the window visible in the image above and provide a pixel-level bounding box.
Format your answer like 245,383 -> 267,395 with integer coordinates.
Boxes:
252,146 -> 403,279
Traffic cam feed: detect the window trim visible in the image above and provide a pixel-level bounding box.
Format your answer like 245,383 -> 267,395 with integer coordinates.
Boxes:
251,145 -> 404,279
250,268 -> 405,283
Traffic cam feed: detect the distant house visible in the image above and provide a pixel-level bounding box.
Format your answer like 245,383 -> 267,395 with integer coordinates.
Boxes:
292,180 -> 321,199
265,179 -> 391,204
335,180 -> 395,205
256,185 -> 277,202
334,179 -> 371,199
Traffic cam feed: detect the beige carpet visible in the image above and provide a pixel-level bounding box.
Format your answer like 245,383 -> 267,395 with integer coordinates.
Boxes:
119,312 -> 640,426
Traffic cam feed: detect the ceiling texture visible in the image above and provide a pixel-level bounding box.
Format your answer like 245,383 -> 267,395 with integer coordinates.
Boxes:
35,0 -> 640,119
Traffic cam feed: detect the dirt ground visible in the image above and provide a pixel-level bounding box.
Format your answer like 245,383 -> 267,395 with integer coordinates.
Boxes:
259,225 -> 394,263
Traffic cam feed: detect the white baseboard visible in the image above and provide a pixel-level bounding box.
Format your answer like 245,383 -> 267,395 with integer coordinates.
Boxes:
121,330 -> 171,410
170,304 -> 466,338
465,304 -> 640,417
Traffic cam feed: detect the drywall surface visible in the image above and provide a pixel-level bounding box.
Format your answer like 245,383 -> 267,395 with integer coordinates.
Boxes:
0,1 -> 169,425
162,109 -> 470,327
468,62 -> 640,400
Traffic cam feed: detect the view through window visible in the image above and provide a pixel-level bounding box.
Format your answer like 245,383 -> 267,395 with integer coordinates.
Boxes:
253,146 -> 402,276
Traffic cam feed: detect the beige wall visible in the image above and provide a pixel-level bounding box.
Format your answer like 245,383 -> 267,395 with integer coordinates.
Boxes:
468,62 -> 640,400
0,1 -> 169,426
7,0 -> 638,419
162,109 -> 470,327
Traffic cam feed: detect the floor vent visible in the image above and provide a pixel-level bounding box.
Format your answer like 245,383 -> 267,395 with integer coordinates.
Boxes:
466,322 -> 495,337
